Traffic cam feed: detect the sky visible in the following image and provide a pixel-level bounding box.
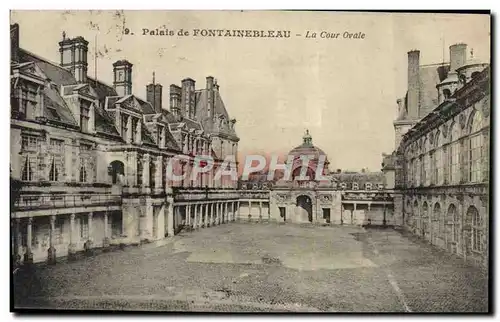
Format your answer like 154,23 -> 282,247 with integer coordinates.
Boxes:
10,11 -> 490,172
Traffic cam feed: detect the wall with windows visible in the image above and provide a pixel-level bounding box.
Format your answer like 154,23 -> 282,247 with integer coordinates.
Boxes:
398,74 -> 489,268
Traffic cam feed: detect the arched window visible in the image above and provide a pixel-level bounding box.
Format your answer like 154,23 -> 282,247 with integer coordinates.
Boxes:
468,206 -> 482,252
448,204 -> 458,243
468,111 -> 484,182
450,122 -> 461,184
21,156 -> 34,181
443,88 -> 451,100
413,200 -> 419,230
422,201 -> 429,236
433,203 -> 442,242
422,138 -> 430,186
434,131 -> 443,185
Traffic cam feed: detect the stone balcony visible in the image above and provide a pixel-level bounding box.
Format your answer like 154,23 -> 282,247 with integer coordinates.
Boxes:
12,193 -> 122,212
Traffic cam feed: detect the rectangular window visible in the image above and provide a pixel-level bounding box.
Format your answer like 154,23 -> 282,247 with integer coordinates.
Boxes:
429,151 -> 435,185
443,145 -> 449,184
470,135 -> 483,183
79,158 -> 88,183
80,143 -> 92,152
21,135 -> 39,151
49,157 -> 59,182
131,118 -> 137,143
50,138 -> 65,154
435,148 -> 443,185
19,90 -> 28,119
121,115 -> 128,140
21,156 -> 35,181
137,159 -> 143,185
451,141 -> 460,184
80,102 -> 90,133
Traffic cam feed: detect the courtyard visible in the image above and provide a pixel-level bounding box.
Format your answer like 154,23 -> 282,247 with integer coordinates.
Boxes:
13,223 -> 488,312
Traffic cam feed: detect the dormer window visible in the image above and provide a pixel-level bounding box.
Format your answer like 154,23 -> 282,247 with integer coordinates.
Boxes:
131,118 -> 138,143
352,182 -> 359,190
443,89 -> 451,100
365,182 -> 372,190
121,115 -> 128,139
340,182 -> 347,190
80,100 -> 90,132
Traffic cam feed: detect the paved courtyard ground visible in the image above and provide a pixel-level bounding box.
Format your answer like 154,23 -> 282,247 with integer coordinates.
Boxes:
13,223 -> 488,312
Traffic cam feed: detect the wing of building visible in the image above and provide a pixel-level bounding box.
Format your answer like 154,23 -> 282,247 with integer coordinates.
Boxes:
10,23 -> 240,265
382,44 -> 490,268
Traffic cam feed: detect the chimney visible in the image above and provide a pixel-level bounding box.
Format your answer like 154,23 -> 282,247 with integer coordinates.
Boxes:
113,60 -> 133,96
59,35 -> 89,83
10,24 -> 19,63
169,84 -> 182,117
181,78 -> 195,119
147,83 -> 163,113
206,76 -> 215,118
449,43 -> 468,73
407,50 -> 420,120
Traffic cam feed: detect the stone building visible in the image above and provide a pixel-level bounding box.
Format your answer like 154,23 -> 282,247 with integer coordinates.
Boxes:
238,131 -> 396,226
384,44 -> 490,268
10,24 -> 240,265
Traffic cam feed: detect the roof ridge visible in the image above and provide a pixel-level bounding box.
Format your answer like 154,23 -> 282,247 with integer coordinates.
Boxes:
19,48 -> 68,72
87,76 -> 116,90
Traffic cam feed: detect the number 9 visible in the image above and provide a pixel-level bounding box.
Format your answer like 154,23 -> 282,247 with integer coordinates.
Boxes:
124,28 -> 130,35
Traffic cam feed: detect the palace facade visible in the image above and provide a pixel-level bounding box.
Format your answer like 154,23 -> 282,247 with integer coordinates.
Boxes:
383,44 -> 490,268
238,131 -> 397,227
10,23 -> 240,265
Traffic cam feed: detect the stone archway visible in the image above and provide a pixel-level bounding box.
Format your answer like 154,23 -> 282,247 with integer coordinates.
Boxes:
109,160 -> 125,184
295,195 -> 313,223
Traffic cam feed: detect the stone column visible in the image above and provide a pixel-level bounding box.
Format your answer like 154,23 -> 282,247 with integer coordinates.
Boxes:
237,201 -> 241,221
86,212 -> 93,252
68,213 -> 77,259
25,217 -> 33,263
15,219 -> 22,265
103,212 -> 110,248
248,201 -> 252,222
224,202 -> 228,224
167,203 -> 175,237
259,201 -> 263,222
353,203 -> 357,226
204,204 -> 209,227
217,202 -> 222,225
340,204 -> 345,225
193,204 -> 199,229
186,204 -> 191,228
210,203 -> 214,226
47,215 -> 56,265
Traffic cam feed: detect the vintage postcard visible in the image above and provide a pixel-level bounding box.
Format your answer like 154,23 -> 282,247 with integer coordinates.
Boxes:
10,10 -> 490,313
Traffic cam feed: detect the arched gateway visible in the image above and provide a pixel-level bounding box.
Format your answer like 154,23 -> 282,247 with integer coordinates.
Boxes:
296,195 -> 313,223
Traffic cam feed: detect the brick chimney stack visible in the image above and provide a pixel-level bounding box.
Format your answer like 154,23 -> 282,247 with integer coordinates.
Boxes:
181,78 -> 196,119
59,35 -> 89,83
147,81 -> 163,113
449,43 -> 468,73
407,50 -> 420,120
10,24 -> 19,63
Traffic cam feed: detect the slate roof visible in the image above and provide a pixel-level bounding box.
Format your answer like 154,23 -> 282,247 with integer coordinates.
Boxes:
418,63 -> 450,118
19,49 -> 76,86
194,89 -> 236,136
397,63 -> 450,121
